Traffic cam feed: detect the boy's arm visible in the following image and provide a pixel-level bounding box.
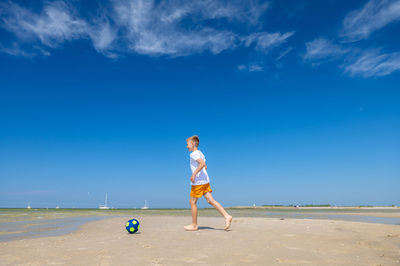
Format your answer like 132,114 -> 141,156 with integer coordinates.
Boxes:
190,158 -> 207,182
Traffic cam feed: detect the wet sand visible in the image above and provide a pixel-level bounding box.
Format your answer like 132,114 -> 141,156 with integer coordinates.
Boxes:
1,216 -> 399,265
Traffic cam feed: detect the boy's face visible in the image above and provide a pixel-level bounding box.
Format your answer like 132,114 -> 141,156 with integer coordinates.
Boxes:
186,141 -> 194,151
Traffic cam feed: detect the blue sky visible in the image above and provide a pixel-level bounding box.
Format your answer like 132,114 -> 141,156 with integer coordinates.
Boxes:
0,0 -> 399,208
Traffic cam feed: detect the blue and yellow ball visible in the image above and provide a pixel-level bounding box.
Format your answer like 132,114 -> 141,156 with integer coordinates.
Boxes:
125,219 -> 140,234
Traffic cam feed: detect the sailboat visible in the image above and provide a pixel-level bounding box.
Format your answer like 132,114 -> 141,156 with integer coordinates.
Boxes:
99,193 -> 110,209
141,200 -> 149,210
27,203 -> 31,209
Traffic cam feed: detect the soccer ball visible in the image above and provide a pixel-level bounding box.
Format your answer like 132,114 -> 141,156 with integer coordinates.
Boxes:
125,219 -> 140,234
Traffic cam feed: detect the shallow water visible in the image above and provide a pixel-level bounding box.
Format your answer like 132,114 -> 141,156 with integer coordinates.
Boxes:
0,208 -> 399,242
0,216 -> 109,242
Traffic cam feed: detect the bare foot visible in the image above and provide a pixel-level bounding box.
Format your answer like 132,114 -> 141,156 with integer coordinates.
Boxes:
184,224 -> 198,231
224,215 -> 233,230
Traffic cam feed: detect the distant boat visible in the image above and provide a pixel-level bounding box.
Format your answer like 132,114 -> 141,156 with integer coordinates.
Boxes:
99,193 -> 110,209
27,203 -> 31,209
55,206 -> 60,209
142,200 -> 149,210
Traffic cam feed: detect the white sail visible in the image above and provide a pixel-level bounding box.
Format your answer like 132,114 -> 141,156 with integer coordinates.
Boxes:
141,200 -> 149,209
99,193 -> 110,209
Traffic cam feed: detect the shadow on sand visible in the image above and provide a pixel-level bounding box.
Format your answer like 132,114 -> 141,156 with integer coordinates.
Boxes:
197,226 -> 226,231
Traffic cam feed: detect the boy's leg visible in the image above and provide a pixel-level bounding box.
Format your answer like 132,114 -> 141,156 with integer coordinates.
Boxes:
204,192 -> 233,230
190,196 -> 198,225
184,197 -> 199,231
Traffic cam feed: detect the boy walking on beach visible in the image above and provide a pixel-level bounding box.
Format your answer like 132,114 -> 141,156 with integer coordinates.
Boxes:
184,135 -> 233,231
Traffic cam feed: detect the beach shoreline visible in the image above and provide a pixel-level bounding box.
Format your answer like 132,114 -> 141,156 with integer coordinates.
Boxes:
1,207 -> 400,243
230,205 -> 400,210
1,215 -> 399,265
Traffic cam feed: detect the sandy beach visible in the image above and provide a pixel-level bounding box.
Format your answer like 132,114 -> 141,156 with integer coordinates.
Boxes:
1,215 -> 399,265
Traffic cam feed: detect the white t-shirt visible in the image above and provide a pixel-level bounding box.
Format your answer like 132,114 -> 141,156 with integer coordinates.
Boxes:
189,150 -> 210,185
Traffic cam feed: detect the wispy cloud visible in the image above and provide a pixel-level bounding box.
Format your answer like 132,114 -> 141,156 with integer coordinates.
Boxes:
340,0 -> 400,42
276,46 -> 293,61
111,0 -> 244,56
343,50 -> 400,77
237,64 -> 247,70
0,42 -> 36,58
0,0 -> 293,59
248,64 -> 264,72
0,1 -> 124,57
304,38 -> 400,77
237,63 -> 264,72
236,31 -> 295,72
0,1 -> 88,48
303,38 -> 348,61
244,31 -> 294,53
304,0 -> 400,78
88,20 -> 119,58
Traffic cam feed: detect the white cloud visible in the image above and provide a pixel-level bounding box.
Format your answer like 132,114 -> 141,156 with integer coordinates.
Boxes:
244,31 -> 295,52
0,1 -> 123,58
235,32 -> 295,73
133,28 -> 239,56
0,1 -> 88,48
304,38 -> 400,77
0,0 -> 284,59
248,64 -> 264,72
139,0 -> 270,26
0,42 -> 34,57
343,50 -> 400,77
236,63 -> 264,72
341,0 -> 400,42
303,1 -> 400,78
111,0 -> 276,56
185,0 -> 269,25
112,0 -> 240,56
276,46 -> 293,61
304,38 -> 348,61
89,22 -> 116,51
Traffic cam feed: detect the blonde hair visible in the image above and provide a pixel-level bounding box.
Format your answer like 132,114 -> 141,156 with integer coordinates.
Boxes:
186,135 -> 199,147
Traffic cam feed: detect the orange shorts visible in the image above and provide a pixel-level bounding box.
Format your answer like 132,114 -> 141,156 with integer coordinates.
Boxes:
190,183 -> 212,198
